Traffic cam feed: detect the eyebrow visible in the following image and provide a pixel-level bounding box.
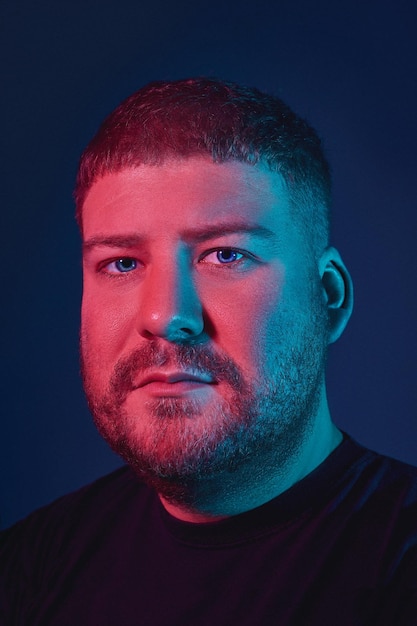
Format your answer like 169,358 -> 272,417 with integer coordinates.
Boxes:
181,222 -> 277,243
82,222 -> 277,252
83,234 -> 146,252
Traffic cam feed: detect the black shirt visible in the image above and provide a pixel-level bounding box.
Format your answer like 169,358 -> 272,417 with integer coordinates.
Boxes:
1,435 -> 417,625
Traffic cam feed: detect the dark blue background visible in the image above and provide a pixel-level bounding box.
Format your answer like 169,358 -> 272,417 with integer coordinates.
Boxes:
1,0 -> 416,529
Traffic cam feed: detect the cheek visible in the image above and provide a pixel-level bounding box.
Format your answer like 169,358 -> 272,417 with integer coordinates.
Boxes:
205,269 -> 286,374
81,285 -> 137,359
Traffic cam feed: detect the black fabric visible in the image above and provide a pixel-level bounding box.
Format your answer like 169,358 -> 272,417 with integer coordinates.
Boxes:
1,435 -> 417,625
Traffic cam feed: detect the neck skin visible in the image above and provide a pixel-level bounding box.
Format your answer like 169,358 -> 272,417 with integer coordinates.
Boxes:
159,386 -> 342,523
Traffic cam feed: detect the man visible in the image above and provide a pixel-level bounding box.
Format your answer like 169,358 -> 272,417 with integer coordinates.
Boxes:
1,77 -> 416,624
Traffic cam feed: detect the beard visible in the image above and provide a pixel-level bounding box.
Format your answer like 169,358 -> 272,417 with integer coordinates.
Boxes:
81,296 -> 329,506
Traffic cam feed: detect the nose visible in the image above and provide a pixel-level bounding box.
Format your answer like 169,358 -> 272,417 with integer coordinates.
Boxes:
137,255 -> 204,343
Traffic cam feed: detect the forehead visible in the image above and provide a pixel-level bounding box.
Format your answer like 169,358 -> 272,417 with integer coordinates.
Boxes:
81,158 -> 292,238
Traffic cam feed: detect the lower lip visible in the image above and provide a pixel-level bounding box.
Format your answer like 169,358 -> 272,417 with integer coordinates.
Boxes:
139,381 -> 214,396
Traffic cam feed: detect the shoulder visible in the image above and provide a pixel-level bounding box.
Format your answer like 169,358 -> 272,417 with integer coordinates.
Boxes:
346,438 -> 417,498
0,466 -> 157,623
336,436 -> 417,516
0,465 -> 150,574
2,465 -> 135,532
336,437 -> 417,569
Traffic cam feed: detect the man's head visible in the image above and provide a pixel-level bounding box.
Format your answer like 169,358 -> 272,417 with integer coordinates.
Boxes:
75,77 -> 331,256
77,78 -> 353,518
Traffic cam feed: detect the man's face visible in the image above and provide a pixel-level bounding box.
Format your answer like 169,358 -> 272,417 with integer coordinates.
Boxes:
81,158 -> 329,493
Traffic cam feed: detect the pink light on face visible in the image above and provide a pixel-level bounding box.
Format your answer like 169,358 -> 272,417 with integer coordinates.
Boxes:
80,157 -> 329,513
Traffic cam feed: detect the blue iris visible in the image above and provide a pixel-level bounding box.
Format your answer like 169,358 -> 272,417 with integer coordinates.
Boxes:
115,258 -> 137,272
216,249 -> 240,264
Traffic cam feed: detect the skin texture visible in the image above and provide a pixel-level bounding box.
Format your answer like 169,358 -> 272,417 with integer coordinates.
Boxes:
81,157 -> 353,522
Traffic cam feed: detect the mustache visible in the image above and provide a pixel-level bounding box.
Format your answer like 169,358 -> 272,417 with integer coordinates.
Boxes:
108,342 -> 245,405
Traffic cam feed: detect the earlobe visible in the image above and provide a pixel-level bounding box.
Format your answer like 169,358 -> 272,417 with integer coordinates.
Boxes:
319,247 -> 354,344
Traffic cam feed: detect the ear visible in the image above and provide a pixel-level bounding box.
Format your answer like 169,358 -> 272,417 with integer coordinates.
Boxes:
319,247 -> 354,344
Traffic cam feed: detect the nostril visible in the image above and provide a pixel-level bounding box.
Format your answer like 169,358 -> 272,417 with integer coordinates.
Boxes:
180,327 -> 196,335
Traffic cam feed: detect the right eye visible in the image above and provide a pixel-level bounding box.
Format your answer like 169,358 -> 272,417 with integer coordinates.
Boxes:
104,258 -> 138,274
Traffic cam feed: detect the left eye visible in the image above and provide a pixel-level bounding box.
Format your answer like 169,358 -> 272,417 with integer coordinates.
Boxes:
202,249 -> 244,265
106,258 -> 138,273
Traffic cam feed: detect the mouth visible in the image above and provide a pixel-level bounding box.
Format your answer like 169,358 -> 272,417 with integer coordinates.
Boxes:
133,371 -> 216,396
137,371 -> 214,387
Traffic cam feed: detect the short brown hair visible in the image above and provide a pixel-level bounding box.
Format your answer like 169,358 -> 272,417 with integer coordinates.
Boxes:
75,77 -> 331,250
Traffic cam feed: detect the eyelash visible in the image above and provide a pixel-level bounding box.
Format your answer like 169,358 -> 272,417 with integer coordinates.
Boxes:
100,247 -> 251,276
199,247 -> 247,266
104,258 -> 138,274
